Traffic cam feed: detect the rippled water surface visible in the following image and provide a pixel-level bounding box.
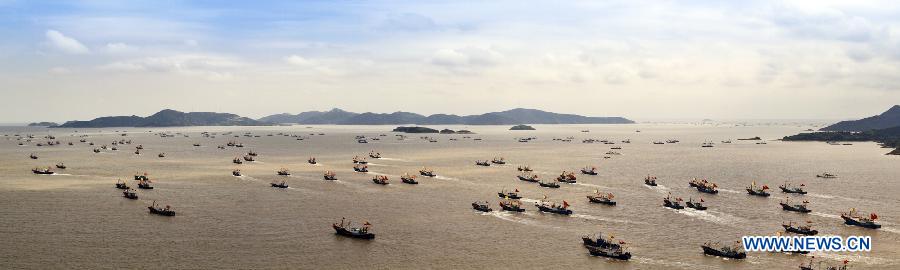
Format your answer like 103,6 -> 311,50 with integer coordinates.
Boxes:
1,124 -> 898,269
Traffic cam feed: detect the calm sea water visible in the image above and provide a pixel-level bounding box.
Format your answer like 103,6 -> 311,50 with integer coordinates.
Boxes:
1,124 -> 898,269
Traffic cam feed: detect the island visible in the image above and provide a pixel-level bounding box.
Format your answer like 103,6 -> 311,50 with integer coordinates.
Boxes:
439,129 -> 456,134
27,122 -> 59,127
260,108 -> 634,125
783,105 -> 900,155
55,109 -> 269,128
392,126 -> 439,133
510,125 -> 536,130
737,136 -> 761,140
456,130 -> 475,134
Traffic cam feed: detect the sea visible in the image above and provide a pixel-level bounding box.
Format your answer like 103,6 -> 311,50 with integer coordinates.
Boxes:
1,124 -> 898,269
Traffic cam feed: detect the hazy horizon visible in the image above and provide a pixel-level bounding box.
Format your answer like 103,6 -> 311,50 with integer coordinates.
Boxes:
2,1 -> 900,122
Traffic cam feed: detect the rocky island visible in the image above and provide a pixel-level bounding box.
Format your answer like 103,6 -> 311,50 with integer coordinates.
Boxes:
510,124 -> 536,130
56,109 -> 269,128
27,122 -> 59,127
392,126 -> 439,133
783,105 -> 900,155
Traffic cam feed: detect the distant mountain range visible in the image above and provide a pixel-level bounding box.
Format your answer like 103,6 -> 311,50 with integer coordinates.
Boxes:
820,105 -> 900,131
259,108 -> 633,125
56,109 -> 268,128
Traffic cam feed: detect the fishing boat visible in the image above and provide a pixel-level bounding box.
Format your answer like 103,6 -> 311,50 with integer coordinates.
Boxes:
701,142 -> 714,148
499,199 -> 525,212
30,166 -> 55,175
686,197 -> 707,210
158,153 -> 165,158
233,157 -> 243,164
498,188 -> 522,199
277,168 -> 290,176
746,182 -> 771,197
247,150 -> 258,157
535,200 -> 572,215
55,163 -> 66,169
324,171 -> 337,181
782,221 -> 819,235
332,218 -> 375,239
148,201 -> 175,216
271,180 -> 288,188
123,189 -> 138,200
29,153 -> 38,159
586,190 -> 616,205
232,169 -> 241,176
816,172 -> 837,178
115,179 -> 129,189
308,157 -> 317,164
517,165 -> 533,172
243,155 -> 255,162
475,160 -> 491,166
193,143 -> 201,147
137,179 -> 153,189
472,201 -> 492,212
539,180 -> 560,188
663,195 -> 685,209
779,182 -> 807,194
400,173 -> 418,184
701,242 -> 746,259
644,175 -> 658,186
368,151 -> 381,159
419,168 -> 435,177
372,175 -> 389,185
518,174 -> 539,182
491,157 -> 506,165
780,198 -> 811,213
690,178 -> 718,194
841,208 -> 881,229
353,165 -> 368,173
800,258 -> 849,270
583,233 -> 631,260
352,156 -> 368,164
93,148 -> 101,153
556,171 -> 577,183
580,166 -> 598,175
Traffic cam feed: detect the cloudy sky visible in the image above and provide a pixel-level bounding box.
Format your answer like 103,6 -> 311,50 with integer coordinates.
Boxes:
2,0 -> 900,123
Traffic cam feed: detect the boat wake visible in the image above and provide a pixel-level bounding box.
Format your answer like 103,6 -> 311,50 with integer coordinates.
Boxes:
49,173 -> 74,176
367,163 -> 391,167
809,251 -> 896,266
571,214 -> 650,225
718,188 -> 741,194
573,183 -> 615,190
433,175 -> 459,181
485,211 -> 540,227
519,198 -> 541,204
807,193 -> 835,199
671,208 -> 746,227
378,157 -> 408,162
644,184 -> 669,194
810,212 -> 841,220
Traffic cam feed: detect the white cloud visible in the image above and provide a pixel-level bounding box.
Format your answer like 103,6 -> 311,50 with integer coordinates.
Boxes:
283,55 -> 315,67
100,54 -> 243,81
104,42 -> 138,54
44,29 -> 90,54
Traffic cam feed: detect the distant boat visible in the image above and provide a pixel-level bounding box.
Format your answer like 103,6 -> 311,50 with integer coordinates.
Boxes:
491,157 -> 506,165
31,167 -> 54,175
148,201 -> 175,216
580,166 -> 598,175
499,199 -> 525,212
115,179 -> 129,189
308,157 -> 317,164
277,168 -> 290,176
332,218 -> 375,239
644,175 -> 658,186
816,172 -> 837,178
419,168 -> 436,177
475,160 -> 491,166
517,165 -> 532,172
663,194 -> 684,210
400,173 -> 418,184
122,189 -> 138,200
353,165 -> 368,173
271,180 -> 288,188
55,163 -> 66,169
472,201 -> 492,212
841,208 -> 881,229
137,179 -> 153,189
517,174 -> 539,182
780,198 -> 811,213
586,190 -> 616,206
372,175 -> 389,185
232,169 -> 241,177
534,199 -> 571,215
779,182 -> 807,194
746,182 -> 771,197
538,180 -> 560,188
323,171 -> 337,181
233,157 -> 243,164
498,188 -> 522,199
701,241 -> 746,259
556,171 -> 577,183
782,221 -> 818,235
686,197 -> 707,210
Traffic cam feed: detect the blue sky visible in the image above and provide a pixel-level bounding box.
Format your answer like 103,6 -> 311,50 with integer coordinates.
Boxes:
2,0 -> 900,122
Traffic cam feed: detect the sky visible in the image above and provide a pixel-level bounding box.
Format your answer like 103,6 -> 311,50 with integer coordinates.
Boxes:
2,0 -> 900,123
